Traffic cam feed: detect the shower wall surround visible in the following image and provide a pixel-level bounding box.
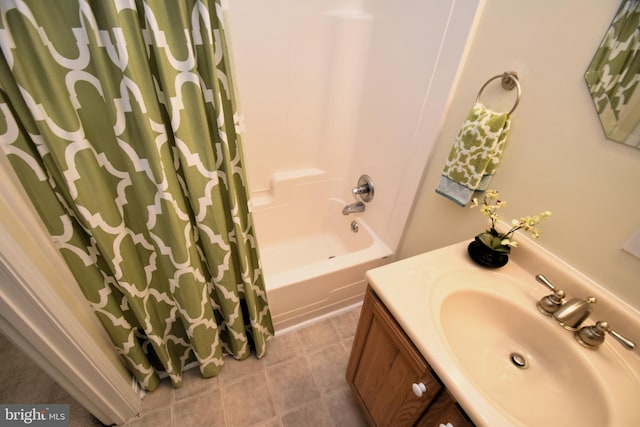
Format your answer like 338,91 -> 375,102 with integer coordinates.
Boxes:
226,0 -> 481,252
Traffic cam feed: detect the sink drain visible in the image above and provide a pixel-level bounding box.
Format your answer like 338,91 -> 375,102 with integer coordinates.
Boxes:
509,352 -> 529,369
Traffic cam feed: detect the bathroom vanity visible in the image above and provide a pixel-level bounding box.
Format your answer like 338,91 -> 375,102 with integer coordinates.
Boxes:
345,240 -> 640,427
346,286 -> 473,426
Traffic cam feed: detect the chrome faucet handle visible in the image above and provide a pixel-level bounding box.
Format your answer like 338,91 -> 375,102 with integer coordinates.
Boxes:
351,175 -> 374,203
576,321 -> 636,351
352,184 -> 370,196
535,274 -> 561,293
535,274 -> 565,316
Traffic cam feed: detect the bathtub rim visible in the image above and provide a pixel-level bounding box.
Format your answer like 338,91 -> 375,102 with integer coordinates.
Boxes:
259,217 -> 393,291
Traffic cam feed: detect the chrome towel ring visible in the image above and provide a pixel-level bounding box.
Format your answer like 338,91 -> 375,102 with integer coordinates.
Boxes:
475,71 -> 521,116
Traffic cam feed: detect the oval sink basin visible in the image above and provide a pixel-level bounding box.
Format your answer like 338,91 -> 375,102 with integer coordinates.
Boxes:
366,242 -> 640,427
440,289 -> 609,427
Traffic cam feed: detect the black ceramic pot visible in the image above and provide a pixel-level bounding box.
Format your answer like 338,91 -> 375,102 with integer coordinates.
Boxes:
467,237 -> 509,268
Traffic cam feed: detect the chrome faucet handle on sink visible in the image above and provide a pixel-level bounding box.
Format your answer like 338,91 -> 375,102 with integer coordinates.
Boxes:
535,274 -> 565,316
576,321 -> 636,351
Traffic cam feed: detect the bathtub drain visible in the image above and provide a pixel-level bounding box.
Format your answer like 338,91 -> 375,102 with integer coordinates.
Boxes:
350,220 -> 359,233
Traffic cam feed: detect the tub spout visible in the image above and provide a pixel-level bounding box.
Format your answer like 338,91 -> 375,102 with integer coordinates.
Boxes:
342,201 -> 365,215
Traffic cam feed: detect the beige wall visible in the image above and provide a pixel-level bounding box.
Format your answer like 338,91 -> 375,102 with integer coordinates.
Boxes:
399,0 -> 640,310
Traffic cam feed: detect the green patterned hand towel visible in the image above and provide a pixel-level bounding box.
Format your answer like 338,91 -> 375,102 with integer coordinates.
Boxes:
435,102 -> 511,206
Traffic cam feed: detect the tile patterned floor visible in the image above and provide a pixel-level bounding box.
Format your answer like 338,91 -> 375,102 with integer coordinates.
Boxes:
123,306 -> 368,427
0,333 -> 103,427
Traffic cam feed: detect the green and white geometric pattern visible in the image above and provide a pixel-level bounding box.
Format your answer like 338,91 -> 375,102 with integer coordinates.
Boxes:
0,0 -> 273,391
436,102 -> 511,206
585,0 -> 640,146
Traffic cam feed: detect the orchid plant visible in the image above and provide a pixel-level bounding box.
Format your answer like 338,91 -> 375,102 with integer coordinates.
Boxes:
470,190 -> 551,253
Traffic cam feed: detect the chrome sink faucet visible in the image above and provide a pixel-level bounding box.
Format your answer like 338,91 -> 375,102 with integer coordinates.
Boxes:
553,296 -> 597,330
535,274 -> 637,350
535,274 -> 596,330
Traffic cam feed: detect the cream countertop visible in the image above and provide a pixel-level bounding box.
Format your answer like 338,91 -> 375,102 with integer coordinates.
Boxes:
365,239 -> 640,427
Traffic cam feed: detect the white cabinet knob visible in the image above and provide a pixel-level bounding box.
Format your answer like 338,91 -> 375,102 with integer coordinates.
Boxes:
412,382 -> 427,397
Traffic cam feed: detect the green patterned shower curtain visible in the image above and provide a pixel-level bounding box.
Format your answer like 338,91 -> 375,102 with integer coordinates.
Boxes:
0,0 -> 273,391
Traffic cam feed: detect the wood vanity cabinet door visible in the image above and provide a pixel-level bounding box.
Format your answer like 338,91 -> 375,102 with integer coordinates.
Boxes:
416,390 -> 474,427
346,286 -> 442,426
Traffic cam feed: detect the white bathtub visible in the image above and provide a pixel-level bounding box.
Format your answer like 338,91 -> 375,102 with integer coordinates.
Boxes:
251,173 -> 393,331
